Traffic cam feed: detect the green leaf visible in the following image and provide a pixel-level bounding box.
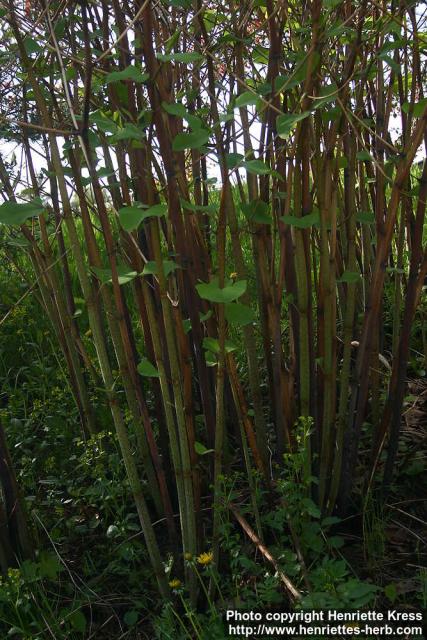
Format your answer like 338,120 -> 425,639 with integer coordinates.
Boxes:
356,211 -> 375,224
91,264 -> 138,285
194,441 -> 214,455
141,260 -> 178,277
225,303 -> 255,326
91,265 -> 138,285
302,497 -> 321,518
202,337 -> 238,354
280,211 -> 319,229
137,358 -> 160,377
105,66 -> 148,84
0,200 -> 45,226
338,270 -> 360,284
225,152 -> 244,169
179,198 -> 216,214
276,111 -> 311,138
90,111 -> 118,134
118,203 -> 167,232
69,610 -> 87,634
24,37 -> 42,55
384,583 -> 397,604
39,552 -> 62,579
240,199 -> 271,224
162,102 -> 202,129
109,124 -> 144,143
157,51 -> 203,63
124,610 -> 139,626
196,279 -> 247,303
172,129 -> 210,151
235,91 -> 258,107
313,83 -> 339,110
356,150 -> 372,161
242,159 -> 271,175
402,98 -> 427,117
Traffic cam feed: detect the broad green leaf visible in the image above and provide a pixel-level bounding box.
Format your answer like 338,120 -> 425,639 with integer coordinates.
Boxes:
276,111 -> 311,139
124,610 -> 139,626
194,441 -> 214,455
338,270 -> 360,283
91,265 -> 138,285
356,150 -> 372,161
196,279 -> 247,303
402,98 -> 427,117
24,37 -> 42,55
89,111 -> 118,134
240,200 -> 271,224
70,610 -> 87,634
118,203 -> 167,231
162,102 -> 202,129
302,497 -> 321,518
6,237 -> 30,247
225,303 -> 255,326
225,152 -> 244,169
202,337 -> 238,353
356,211 -> 375,224
313,83 -> 339,110
384,583 -> 397,604
105,66 -> 148,84
137,358 -> 160,377
281,211 -> 320,229
378,53 -> 401,75
242,159 -> 271,175
172,129 -> 209,151
157,51 -> 203,63
235,91 -> 258,107
109,124 -> 144,143
179,198 -> 216,214
0,200 -> 45,226
163,0 -> 191,7
141,260 -> 178,277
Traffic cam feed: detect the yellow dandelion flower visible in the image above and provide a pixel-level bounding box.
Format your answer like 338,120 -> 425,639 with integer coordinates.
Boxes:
169,578 -> 181,589
197,551 -> 213,566
229,272 -> 238,280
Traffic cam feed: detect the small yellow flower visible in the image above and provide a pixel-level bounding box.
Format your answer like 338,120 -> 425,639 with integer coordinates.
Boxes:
229,272 -> 238,280
197,551 -> 213,566
169,578 -> 181,589
184,552 -> 193,561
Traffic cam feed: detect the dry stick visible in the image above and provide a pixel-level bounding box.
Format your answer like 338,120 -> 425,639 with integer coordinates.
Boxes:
229,504 -> 301,603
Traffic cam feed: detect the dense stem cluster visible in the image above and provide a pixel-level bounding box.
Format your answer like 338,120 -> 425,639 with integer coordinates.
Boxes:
0,0 -> 426,599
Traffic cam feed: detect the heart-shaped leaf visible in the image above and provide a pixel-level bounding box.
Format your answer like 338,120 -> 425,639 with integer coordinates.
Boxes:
196,279 -> 247,303
225,303 -> 255,326
276,111 -> 311,139
0,200 -> 45,226
105,66 -> 149,84
118,203 -> 167,232
172,129 -> 210,151
137,358 -> 160,377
